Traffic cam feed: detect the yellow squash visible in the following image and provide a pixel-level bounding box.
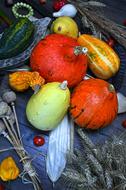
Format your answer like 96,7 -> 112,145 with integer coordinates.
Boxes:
26,81 -> 70,131
77,34 -> 120,79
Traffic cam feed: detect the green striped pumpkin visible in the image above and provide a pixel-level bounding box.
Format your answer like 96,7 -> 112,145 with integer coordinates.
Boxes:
0,18 -> 34,60
77,34 -> 120,79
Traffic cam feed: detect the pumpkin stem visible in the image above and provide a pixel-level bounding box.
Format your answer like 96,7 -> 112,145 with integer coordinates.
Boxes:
33,84 -> 41,94
74,46 -> 88,56
108,84 -> 115,92
60,81 -> 68,90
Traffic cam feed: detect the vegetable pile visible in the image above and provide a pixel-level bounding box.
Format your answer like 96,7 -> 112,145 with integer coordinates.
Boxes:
1,2 -> 125,190
25,13 -> 120,131
5,10 -> 121,131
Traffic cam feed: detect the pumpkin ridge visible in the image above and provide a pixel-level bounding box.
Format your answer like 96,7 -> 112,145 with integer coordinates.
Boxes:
70,79 -> 118,129
77,34 -> 120,79
86,90 -> 117,129
82,35 -> 119,63
71,99 -> 97,127
82,37 -> 116,74
88,54 -> 113,78
73,108 -> 85,120
76,82 -> 111,126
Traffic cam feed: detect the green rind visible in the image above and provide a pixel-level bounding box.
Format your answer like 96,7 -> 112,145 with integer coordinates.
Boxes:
0,18 -> 34,59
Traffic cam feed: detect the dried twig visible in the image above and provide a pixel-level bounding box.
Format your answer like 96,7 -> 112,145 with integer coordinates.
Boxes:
68,0 -> 126,49
59,129 -> 126,190
0,75 -> 43,190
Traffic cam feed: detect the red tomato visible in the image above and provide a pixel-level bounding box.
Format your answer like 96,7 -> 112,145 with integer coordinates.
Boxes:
107,38 -> 115,48
33,136 -> 45,146
122,120 -> 126,128
53,0 -> 67,11
123,19 -> 126,26
39,0 -> 46,4
0,184 -> 5,190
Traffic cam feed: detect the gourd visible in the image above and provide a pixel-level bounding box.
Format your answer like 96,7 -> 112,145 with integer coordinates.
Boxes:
9,71 -> 45,92
26,81 -> 70,131
0,157 -> 19,181
51,16 -> 79,39
0,18 -> 34,59
70,78 -> 118,129
77,34 -> 120,79
53,4 -> 77,18
30,34 -> 88,87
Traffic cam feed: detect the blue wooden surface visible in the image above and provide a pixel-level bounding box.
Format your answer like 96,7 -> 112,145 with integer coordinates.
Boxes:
0,78 -> 126,190
0,1 -> 126,190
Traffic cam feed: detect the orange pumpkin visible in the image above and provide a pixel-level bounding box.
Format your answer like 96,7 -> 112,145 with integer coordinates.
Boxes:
30,34 -> 88,87
77,34 -> 120,79
70,79 -> 118,129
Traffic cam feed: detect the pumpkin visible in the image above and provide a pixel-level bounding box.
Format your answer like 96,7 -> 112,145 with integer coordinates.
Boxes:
77,34 -> 120,79
30,34 -> 88,87
70,79 -> 118,129
9,71 -> 45,92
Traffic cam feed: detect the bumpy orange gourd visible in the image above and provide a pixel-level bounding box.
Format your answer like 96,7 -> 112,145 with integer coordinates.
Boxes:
0,157 -> 19,181
9,71 -> 45,92
77,34 -> 120,79
30,34 -> 88,87
70,79 -> 118,129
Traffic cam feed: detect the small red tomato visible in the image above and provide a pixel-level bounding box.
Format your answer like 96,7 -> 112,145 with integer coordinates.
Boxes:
122,120 -> 126,128
39,0 -> 46,4
123,19 -> 126,26
53,0 -> 67,11
33,136 -> 45,146
0,184 -> 5,190
107,38 -> 115,48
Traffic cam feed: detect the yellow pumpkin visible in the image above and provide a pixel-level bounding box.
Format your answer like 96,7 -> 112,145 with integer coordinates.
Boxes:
77,34 -> 120,79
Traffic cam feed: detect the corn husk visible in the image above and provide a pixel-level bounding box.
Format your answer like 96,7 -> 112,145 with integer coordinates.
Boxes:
46,114 -> 74,183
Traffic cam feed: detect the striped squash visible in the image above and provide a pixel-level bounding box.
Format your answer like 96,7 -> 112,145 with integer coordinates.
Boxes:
77,34 -> 120,79
0,18 -> 34,59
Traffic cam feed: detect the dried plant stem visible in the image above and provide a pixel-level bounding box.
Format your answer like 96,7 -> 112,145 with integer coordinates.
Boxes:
68,0 -> 126,49
77,128 -> 95,150
2,131 -> 14,145
1,96 -> 40,186
7,117 -> 21,144
80,7 -> 126,48
0,62 -> 43,190
0,147 -> 24,153
2,117 -> 20,146
2,117 -> 26,159
11,102 -> 23,146
2,116 -> 42,190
